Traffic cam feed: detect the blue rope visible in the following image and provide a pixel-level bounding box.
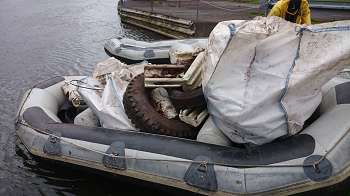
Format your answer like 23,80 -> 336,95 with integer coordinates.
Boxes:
280,28 -> 304,135
299,25 -> 350,33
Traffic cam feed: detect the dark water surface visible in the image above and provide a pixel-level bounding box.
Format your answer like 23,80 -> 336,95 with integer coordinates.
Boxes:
0,0 -> 166,195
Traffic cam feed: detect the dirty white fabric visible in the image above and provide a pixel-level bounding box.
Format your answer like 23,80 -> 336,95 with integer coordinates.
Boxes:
203,17 -> 350,145
92,57 -> 127,79
78,76 -> 137,131
169,41 -> 207,64
93,57 -> 145,91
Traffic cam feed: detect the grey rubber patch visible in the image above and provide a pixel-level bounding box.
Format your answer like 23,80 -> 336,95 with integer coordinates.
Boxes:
43,132 -> 62,156
144,49 -> 155,58
184,156 -> 217,191
303,155 -> 332,181
335,82 -> 350,104
102,141 -> 127,170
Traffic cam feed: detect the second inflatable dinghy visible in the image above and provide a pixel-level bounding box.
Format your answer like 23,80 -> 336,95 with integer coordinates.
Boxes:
104,37 -> 207,64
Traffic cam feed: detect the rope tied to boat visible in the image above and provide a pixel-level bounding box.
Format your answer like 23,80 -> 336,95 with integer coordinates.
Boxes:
68,79 -> 104,91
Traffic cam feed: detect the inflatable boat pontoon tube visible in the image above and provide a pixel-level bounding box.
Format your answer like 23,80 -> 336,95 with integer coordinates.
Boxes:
104,38 -> 207,64
15,76 -> 350,195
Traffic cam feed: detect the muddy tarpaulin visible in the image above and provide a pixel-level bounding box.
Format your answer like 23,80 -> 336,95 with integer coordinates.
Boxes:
202,17 -> 350,145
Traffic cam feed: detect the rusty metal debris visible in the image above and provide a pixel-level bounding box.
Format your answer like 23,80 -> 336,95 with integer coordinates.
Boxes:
144,64 -> 186,78
144,64 -> 186,88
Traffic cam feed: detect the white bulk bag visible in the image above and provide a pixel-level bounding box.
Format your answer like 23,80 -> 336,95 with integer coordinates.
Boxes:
203,17 -> 350,145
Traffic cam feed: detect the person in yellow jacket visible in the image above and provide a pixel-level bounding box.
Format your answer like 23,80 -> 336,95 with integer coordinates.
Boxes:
268,0 -> 311,25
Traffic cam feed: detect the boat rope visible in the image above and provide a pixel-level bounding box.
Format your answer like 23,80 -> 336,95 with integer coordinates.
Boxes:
68,79 -> 104,91
17,120 -> 349,170
199,0 -> 257,13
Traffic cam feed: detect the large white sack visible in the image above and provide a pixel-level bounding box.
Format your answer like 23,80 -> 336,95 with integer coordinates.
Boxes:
203,17 -> 350,145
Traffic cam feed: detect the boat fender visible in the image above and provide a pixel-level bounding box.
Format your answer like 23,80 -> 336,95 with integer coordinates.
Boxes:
102,141 -> 127,170
184,156 -> 218,191
303,155 -> 333,182
43,132 -> 62,156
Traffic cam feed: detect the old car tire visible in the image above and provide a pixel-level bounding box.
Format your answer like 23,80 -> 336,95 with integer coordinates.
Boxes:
168,88 -> 206,109
123,74 -> 198,139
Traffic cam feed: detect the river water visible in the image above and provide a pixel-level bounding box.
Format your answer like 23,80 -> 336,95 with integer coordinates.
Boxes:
0,0 -> 167,195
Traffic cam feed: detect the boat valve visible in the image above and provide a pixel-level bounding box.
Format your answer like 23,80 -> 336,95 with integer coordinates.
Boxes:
198,161 -> 208,172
